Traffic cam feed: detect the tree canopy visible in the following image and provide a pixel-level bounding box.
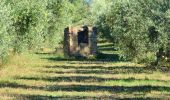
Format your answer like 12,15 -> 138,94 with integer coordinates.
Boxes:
95,0 -> 170,64
0,0 -> 169,66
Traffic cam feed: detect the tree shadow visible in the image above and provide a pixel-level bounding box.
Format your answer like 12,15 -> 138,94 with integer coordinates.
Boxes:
3,77 -> 170,93
0,81 -> 27,88
96,52 -> 120,61
43,65 -> 153,74
16,76 -> 114,82
2,80 -> 170,96
1,80 -> 170,99
40,69 -> 151,75
5,94 -> 159,100
45,85 -> 170,93
15,76 -> 167,83
98,47 -> 117,51
42,52 -> 121,62
0,81 -> 44,90
35,52 -> 54,55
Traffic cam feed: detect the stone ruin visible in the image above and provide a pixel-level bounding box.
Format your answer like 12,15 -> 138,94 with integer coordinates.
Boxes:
63,26 -> 97,58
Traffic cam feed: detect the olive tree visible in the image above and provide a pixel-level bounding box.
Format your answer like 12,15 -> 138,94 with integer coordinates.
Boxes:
10,0 -> 49,53
0,0 -> 13,63
95,0 -> 170,64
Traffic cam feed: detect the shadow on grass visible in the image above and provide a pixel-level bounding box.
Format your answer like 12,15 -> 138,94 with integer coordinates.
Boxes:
7,94 -> 159,100
1,81 -> 170,99
43,65 -> 152,74
1,80 -> 170,99
1,79 -> 170,93
0,81 -> 43,90
0,81 -> 27,88
35,52 -> 54,55
98,47 -> 117,51
45,85 -> 170,93
96,52 -> 120,61
15,75 -> 167,83
42,52 -> 121,62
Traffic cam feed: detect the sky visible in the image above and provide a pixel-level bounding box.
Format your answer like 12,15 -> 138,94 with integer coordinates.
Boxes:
85,0 -> 92,4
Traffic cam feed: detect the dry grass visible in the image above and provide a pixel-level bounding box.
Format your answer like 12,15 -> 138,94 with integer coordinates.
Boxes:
0,43 -> 170,99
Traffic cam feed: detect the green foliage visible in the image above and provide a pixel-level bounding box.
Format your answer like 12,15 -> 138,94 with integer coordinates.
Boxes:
10,0 -> 48,53
64,0 -> 90,25
71,0 -> 90,25
45,0 -> 72,48
1,0 -> 169,65
95,0 -> 170,63
90,0 -> 111,25
0,0 -> 13,63
0,0 -> 90,63
45,0 -> 90,47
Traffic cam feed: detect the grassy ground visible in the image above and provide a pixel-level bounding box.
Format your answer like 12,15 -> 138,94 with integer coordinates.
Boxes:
0,42 -> 170,100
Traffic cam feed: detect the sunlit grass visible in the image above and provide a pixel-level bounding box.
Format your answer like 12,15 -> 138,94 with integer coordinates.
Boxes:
0,42 -> 170,99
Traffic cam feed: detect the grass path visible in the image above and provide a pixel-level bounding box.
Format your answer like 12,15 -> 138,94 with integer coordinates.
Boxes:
0,43 -> 170,99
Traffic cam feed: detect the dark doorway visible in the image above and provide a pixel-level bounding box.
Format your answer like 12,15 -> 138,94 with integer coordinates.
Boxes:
78,26 -> 89,45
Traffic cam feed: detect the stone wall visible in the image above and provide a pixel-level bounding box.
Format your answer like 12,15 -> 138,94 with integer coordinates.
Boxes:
90,27 -> 97,55
63,27 -> 70,57
63,26 -> 97,58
